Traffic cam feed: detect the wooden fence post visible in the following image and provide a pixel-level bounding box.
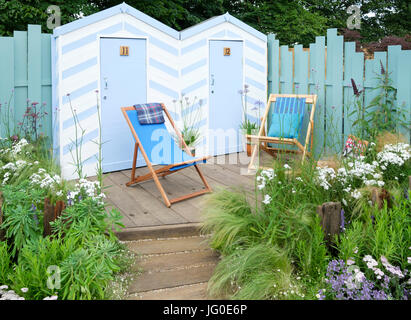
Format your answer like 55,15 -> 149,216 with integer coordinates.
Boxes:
316,201 -> 341,244
0,192 -> 4,241
43,198 -> 66,237
43,198 -> 54,237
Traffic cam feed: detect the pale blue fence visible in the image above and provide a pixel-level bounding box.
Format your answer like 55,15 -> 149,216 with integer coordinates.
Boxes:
0,25 -> 52,139
268,28 -> 411,157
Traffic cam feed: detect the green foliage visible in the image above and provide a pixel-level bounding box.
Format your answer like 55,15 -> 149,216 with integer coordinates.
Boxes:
0,242 -> 12,285
349,70 -> 409,142
338,197 -> 411,271
11,236 -> 77,299
202,159 -> 334,299
51,198 -> 124,241
0,181 -> 46,255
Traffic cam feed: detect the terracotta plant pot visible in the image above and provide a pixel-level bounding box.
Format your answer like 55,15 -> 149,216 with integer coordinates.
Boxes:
189,147 -> 196,157
246,143 -> 252,157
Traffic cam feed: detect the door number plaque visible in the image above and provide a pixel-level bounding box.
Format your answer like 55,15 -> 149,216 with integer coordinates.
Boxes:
120,46 -> 129,56
224,47 -> 231,56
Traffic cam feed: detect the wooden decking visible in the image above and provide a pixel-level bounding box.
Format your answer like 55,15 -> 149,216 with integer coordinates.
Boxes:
104,153 -> 257,236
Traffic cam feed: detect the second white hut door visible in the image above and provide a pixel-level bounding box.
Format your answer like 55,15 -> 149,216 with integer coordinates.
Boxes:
208,40 -> 244,156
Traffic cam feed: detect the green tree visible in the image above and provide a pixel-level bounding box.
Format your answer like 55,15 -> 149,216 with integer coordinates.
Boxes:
222,0 -> 328,46
0,0 -> 98,35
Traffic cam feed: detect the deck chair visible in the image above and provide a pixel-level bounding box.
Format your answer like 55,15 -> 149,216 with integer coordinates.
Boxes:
247,94 -> 317,171
121,104 -> 212,207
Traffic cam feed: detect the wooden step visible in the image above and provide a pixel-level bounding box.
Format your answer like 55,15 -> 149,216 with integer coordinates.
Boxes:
126,236 -> 211,255
117,223 -> 203,241
136,250 -> 219,272
128,282 -> 209,300
128,263 -> 216,294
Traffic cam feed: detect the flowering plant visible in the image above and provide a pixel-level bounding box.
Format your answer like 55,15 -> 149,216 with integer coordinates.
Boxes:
319,256 -> 410,300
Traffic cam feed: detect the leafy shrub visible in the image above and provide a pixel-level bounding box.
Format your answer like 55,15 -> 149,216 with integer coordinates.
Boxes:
0,242 -> 12,285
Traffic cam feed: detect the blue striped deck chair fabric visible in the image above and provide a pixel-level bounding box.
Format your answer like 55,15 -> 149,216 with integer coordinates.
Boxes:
247,94 -> 317,171
268,97 -> 306,139
121,104 -> 212,207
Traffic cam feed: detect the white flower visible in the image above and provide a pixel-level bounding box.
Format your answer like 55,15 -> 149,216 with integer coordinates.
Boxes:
347,258 -> 355,266
284,164 -> 291,169
21,288 -> 28,293
351,190 -> 361,200
262,194 -> 272,205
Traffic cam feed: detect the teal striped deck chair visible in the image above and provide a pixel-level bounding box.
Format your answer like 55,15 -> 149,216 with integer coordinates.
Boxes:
121,104 -> 212,208
247,94 -> 317,170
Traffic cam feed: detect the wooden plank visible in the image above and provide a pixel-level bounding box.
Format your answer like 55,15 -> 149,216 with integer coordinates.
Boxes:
124,169 -> 205,223
279,45 -> 293,93
104,198 -> 137,229
396,50 -> 411,143
137,250 -> 218,272
27,25 -> 42,107
325,29 -> 344,154
316,201 -> 341,245
117,223 -> 203,241
13,30 -> 28,129
128,264 -> 216,293
103,174 -> 167,227
130,282 -> 209,300
127,236 -> 211,255
107,171 -> 188,225
41,34 -> 52,138
0,36 -> 14,137
294,45 -> 308,94
343,41 -> 364,141
267,34 -> 279,96
309,36 -> 326,158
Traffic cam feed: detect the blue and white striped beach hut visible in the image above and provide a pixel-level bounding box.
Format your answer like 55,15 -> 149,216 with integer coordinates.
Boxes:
52,2 -> 267,179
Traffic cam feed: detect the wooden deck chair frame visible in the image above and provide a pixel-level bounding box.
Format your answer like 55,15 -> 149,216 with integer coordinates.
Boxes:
247,94 -> 317,171
121,104 -> 212,208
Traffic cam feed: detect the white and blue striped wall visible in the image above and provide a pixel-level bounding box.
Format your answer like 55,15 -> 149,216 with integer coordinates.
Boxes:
52,3 -> 267,179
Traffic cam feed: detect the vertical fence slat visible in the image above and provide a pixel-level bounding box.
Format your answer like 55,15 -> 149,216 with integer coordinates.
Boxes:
28,25 -> 42,107
343,41 -> 364,141
325,29 -> 344,154
310,36 -> 326,158
294,44 -> 308,94
267,34 -> 279,96
0,36 -> 14,137
41,34 -> 53,138
13,30 -> 28,129
280,45 -> 293,93
397,50 -> 411,143
267,34 -> 279,130
364,52 -> 387,118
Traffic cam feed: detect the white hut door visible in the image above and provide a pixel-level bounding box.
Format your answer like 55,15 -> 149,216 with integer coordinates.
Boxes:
209,40 -> 243,156
100,37 -> 147,173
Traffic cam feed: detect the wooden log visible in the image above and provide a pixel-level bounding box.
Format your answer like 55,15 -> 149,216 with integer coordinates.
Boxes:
43,198 -> 55,237
0,191 -> 4,241
316,202 -> 342,244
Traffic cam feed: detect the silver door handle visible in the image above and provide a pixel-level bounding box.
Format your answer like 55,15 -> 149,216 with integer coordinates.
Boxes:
211,75 -> 215,86
104,77 -> 108,90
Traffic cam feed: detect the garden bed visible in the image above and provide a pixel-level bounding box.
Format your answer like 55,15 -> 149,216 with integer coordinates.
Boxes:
201,132 -> 410,300
0,137 -> 135,300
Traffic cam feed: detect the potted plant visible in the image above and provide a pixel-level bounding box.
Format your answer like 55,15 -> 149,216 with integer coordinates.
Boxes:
238,84 -> 260,156
173,96 -> 203,156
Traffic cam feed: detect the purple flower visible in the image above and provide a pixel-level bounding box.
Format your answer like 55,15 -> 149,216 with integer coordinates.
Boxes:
380,60 -> 385,75
351,78 -> 364,97
340,209 -> 345,231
